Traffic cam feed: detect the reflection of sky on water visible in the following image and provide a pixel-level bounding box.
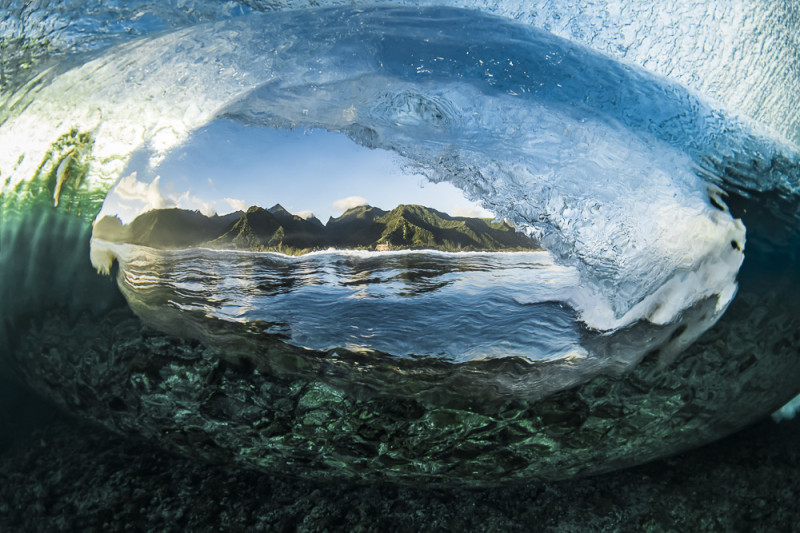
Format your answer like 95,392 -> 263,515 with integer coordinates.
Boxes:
101,120 -> 492,223
110,243 -> 585,362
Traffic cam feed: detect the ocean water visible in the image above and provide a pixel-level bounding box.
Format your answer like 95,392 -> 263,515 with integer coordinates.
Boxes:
108,244 -> 584,362
2,1 -> 800,491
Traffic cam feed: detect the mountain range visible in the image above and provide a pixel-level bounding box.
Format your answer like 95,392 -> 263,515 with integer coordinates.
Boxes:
93,204 -> 540,254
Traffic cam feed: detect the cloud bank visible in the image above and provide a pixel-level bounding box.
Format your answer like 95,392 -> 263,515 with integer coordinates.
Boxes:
225,197 -> 248,212
332,196 -> 368,212
294,210 -> 316,220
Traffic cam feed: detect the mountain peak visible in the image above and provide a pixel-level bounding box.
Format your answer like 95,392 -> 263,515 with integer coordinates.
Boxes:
97,204 -> 539,254
268,203 -> 291,216
306,215 -> 325,229
341,204 -> 373,215
333,204 -> 389,220
392,203 -> 450,219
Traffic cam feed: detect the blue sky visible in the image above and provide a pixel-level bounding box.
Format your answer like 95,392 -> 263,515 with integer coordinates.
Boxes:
100,119 -> 493,223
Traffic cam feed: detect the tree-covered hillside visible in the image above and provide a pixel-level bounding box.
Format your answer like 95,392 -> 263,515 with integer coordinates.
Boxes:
93,204 -> 540,254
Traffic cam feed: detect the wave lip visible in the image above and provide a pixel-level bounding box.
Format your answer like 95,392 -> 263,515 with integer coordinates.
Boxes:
7,5 -> 768,359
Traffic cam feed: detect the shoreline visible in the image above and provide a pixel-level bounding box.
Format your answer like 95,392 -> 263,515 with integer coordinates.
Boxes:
92,237 -> 549,259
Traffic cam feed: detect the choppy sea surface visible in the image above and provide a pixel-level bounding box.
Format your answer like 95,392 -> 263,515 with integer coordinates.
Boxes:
110,243 -> 583,362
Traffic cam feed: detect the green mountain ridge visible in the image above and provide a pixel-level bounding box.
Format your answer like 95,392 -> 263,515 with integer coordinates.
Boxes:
93,204 -> 540,254
93,208 -> 243,249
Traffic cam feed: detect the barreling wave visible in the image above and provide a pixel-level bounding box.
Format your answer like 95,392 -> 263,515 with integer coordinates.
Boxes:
4,1 -> 800,483
2,5 -> 799,367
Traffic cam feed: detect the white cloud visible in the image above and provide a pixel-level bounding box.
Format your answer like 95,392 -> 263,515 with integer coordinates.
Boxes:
332,196 -> 368,212
98,172 -> 170,223
294,210 -> 316,220
112,172 -> 168,209
174,191 -> 216,216
450,205 -> 492,218
99,172 -> 226,223
224,197 -> 248,212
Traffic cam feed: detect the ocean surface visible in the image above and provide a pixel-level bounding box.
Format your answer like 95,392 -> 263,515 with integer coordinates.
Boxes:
109,244 -> 584,362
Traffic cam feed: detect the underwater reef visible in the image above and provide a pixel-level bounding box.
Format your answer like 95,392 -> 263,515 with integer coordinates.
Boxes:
2,393 -> 800,531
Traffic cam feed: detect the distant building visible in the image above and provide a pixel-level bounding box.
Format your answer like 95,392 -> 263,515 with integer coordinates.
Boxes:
376,242 -> 391,251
